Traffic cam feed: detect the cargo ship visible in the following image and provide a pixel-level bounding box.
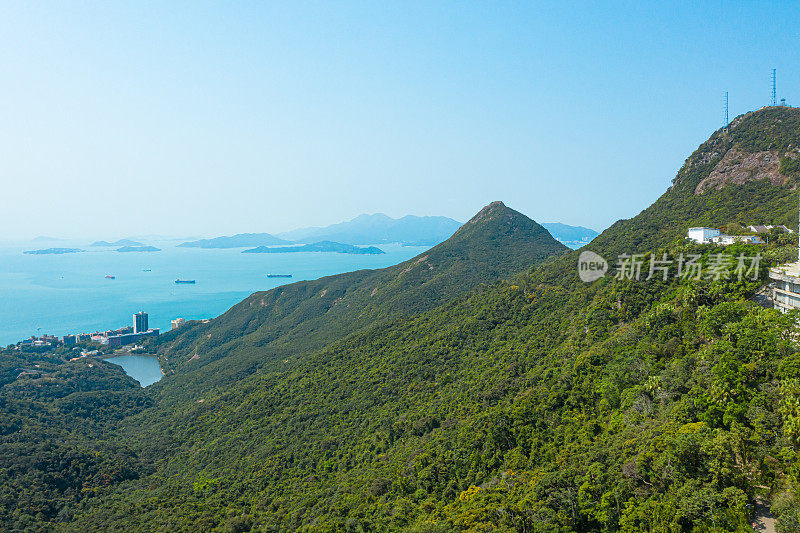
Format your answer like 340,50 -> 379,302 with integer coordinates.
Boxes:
267,274 -> 292,278
174,279 -> 196,284
105,275 -> 115,279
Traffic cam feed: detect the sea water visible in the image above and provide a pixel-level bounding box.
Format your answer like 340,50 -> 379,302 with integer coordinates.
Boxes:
0,241 -> 428,346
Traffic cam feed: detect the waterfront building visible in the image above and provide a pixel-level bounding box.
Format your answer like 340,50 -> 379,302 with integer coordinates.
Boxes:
171,318 -> 186,330
134,311 -> 148,333
107,328 -> 160,348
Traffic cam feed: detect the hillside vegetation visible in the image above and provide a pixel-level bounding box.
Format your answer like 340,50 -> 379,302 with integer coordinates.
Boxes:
148,202 -> 568,399
0,349 -> 150,531
4,107 -> 800,532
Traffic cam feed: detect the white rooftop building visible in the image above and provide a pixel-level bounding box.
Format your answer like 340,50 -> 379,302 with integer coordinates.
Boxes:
711,234 -> 765,246
687,227 -> 767,246
687,227 -> 720,244
748,224 -> 793,234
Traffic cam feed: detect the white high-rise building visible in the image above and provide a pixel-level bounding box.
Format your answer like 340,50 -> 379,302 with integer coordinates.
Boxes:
133,311 -> 148,333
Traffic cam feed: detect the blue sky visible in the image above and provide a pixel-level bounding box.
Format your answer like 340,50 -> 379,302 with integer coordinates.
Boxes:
0,1 -> 798,239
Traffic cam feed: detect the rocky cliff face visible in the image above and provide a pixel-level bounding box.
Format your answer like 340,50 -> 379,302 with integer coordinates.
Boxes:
695,148 -> 791,194
671,106 -> 800,195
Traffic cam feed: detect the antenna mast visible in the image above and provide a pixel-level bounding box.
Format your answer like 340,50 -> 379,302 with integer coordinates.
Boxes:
723,92 -> 729,131
771,68 -> 777,106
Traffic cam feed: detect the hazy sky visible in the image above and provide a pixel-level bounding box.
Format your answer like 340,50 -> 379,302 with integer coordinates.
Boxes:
1,1 -> 798,239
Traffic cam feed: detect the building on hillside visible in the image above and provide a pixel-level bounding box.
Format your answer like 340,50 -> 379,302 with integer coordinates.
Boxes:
687,227 -> 720,244
769,207 -> 800,311
711,234 -> 765,245
770,262 -> 800,312
748,225 -> 770,234
62,334 -> 76,345
171,318 -> 186,330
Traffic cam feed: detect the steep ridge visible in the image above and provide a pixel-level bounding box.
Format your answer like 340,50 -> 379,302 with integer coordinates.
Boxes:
150,202 -> 568,393
58,108 -> 800,531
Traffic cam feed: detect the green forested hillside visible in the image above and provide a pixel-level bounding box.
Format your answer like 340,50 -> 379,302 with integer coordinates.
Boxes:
73,247 -> 798,531
149,202 -> 568,397
0,349 -> 150,531
5,107 -> 800,532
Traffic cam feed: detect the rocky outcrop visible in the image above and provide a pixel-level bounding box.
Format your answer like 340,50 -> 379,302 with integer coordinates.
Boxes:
695,148 -> 789,194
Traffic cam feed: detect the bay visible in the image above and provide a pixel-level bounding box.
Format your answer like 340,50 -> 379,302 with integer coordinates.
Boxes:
105,354 -> 163,387
0,241 -> 427,346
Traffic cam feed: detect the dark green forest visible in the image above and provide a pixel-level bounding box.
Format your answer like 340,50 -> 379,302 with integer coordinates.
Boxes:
4,107 -> 800,531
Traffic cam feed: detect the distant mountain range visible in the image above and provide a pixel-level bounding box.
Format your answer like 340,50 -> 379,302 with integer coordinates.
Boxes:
91,239 -> 145,247
176,215 -> 597,250
276,213 -> 463,246
242,241 -> 385,255
35,219 -> 596,252
541,222 -> 598,247
177,233 -> 289,249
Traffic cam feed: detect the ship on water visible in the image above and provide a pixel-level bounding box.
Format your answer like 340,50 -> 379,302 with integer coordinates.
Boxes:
174,279 -> 196,284
267,274 -> 292,278
105,275 -> 115,279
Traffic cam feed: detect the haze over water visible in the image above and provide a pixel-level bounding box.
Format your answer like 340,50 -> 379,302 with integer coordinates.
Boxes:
0,241 -> 427,346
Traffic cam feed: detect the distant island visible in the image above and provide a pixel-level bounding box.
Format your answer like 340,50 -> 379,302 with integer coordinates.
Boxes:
178,233 -> 289,249
91,239 -> 145,247
277,213 -> 462,246
243,241 -> 385,254
23,248 -> 84,255
116,246 -> 161,253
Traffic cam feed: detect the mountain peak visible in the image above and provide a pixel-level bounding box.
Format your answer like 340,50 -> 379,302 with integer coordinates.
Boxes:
455,201 -> 524,236
470,200 -> 507,219
587,106 -> 800,256
352,213 -> 393,222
